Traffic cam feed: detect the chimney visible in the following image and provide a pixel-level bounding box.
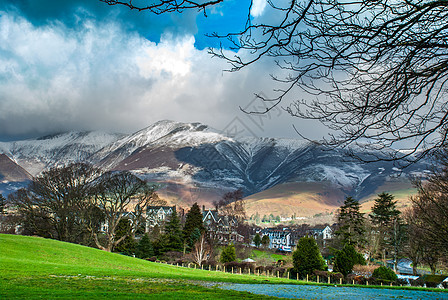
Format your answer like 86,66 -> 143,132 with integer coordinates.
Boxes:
202,205 -> 205,212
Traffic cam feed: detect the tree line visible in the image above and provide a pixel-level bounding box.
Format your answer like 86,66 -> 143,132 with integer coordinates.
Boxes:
3,163 -> 165,252
333,152 -> 448,275
1,163 -> 234,263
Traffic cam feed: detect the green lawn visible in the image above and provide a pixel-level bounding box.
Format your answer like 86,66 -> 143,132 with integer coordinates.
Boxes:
251,249 -> 292,264
0,234 -> 291,299
1,234 -> 445,299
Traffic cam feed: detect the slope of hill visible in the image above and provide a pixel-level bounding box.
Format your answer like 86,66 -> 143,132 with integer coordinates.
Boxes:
0,234 -> 287,299
0,154 -> 32,195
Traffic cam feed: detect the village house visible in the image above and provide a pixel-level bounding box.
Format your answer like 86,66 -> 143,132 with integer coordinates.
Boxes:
202,207 -> 244,245
308,225 -> 333,240
259,225 -> 334,251
260,228 -> 293,251
146,205 -> 176,232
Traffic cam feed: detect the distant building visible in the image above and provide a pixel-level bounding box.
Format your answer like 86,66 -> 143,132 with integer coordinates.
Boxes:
308,225 -> 333,240
258,225 -> 333,251
202,207 -> 244,245
146,205 -> 176,231
260,228 -> 293,251
99,211 -> 138,233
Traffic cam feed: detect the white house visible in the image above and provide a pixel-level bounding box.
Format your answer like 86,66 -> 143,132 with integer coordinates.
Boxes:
146,205 -> 176,231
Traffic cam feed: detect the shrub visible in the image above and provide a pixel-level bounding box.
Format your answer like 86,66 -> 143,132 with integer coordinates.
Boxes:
422,275 -> 446,288
163,251 -> 183,263
347,274 -> 366,285
273,267 -> 287,277
372,266 -> 397,281
333,244 -> 366,276
314,270 -> 329,278
352,264 -> 378,277
292,236 -> 326,278
409,277 -> 425,287
220,244 -> 236,264
331,272 -> 344,281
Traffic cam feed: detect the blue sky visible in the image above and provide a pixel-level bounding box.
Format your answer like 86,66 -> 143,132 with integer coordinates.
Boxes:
0,0 -> 326,141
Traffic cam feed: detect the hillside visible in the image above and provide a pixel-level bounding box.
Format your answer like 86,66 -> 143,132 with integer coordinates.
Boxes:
0,234 -> 284,299
246,176 -> 417,225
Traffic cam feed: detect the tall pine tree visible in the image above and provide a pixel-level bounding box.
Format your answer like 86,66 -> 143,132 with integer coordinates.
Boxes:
369,192 -> 403,269
182,203 -> 205,251
136,233 -> 154,259
335,197 -> 366,248
0,194 -> 6,214
163,210 -> 183,252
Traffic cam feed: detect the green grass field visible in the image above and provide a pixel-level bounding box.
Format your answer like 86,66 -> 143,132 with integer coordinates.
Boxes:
0,234 -> 292,299
2,234 -> 445,299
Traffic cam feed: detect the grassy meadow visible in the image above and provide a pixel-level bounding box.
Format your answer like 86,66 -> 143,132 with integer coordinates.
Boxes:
0,234 -> 292,299
2,234 -> 446,299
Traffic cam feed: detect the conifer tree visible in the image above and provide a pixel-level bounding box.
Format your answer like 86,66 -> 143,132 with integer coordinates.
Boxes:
253,233 -> 261,248
369,192 -> 403,269
335,197 -> 366,248
163,210 -> 183,252
114,218 -> 137,255
333,244 -> 366,276
136,233 -> 154,259
293,236 -> 326,278
182,203 -> 205,250
0,194 -> 6,214
220,243 -> 236,264
261,235 -> 270,248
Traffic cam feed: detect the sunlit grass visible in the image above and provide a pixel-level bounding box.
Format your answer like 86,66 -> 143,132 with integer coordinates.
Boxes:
0,234 -> 290,299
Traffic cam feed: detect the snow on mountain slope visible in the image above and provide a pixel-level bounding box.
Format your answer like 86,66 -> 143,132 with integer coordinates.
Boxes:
0,120 -> 428,205
92,120 -> 232,169
0,131 -> 123,176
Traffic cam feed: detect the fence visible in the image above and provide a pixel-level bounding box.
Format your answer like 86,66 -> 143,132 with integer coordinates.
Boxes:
155,261 -> 408,287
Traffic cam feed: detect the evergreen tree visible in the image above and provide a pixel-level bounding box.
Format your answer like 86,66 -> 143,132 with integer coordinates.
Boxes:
182,203 -> 205,250
369,192 -> 403,269
189,228 -> 201,249
220,243 -> 236,263
163,211 -> 183,252
114,218 -> 137,255
335,197 -> 366,248
370,193 -> 400,228
136,233 -> 154,259
333,244 -> 366,276
253,233 -> 262,248
293,236 -> 326,278
261,235 -> 270,248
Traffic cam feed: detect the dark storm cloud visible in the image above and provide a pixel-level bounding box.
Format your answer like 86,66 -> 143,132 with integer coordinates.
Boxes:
0,0 -> 198,40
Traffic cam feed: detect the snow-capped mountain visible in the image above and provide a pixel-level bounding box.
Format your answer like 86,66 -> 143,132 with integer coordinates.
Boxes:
0,131 -> 124,176
0,120 -> 428,209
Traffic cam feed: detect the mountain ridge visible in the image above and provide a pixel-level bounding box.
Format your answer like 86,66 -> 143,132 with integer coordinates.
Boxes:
0,120 -> 426,217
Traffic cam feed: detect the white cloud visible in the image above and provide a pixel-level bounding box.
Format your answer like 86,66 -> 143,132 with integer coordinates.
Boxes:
0,10 -> 327,141
251,0 -> 267,17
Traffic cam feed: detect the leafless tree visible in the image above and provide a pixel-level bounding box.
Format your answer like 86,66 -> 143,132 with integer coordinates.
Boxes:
102,0 -> 448,164
100,0 -> 223,15
9,163 -> 101,243
191,234 -> 210,266
403,209 -> 424,275
89,170 -> 163,252
408,149 -> 448,262
214,189 -> 246,221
